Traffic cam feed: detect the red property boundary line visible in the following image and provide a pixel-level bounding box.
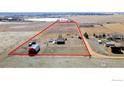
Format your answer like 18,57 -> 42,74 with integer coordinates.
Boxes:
10,54 -> 90,56
73,20 -> 91,56
8,22 -> 57,55
8,20 -> 91,57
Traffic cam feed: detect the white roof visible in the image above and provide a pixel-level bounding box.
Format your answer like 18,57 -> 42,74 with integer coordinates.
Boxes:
24,18 -> 68,22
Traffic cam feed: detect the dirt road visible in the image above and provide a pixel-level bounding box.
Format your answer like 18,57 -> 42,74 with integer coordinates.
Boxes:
82,33 -> 124,59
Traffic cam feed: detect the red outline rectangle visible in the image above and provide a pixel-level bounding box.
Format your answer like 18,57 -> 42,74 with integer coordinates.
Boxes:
8,20 -> 91,57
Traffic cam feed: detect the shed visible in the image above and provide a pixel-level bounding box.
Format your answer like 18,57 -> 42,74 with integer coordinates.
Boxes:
56,38 -> 65,44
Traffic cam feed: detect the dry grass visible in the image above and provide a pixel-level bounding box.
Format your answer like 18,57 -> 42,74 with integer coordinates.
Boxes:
13,22 -> 89,55
0,22 -> 51,56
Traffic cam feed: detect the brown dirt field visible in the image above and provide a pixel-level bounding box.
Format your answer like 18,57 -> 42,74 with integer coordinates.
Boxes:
81,23 -> 124,35
70,15 -> 124,23
81,26 -> 112,35
0,22 -> 52,32
103,23 -> 124,34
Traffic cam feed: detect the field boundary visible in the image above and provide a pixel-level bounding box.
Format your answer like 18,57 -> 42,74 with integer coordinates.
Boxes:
8,20 -> 91,57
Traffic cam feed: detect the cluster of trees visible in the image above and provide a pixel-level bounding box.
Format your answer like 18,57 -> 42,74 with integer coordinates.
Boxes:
84,32 -> 89,39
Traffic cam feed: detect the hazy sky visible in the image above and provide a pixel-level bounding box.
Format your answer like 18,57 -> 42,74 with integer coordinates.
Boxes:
0,0 -> 123,12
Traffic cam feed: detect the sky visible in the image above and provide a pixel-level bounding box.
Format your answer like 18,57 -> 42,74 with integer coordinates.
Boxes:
0,0 -> 123,12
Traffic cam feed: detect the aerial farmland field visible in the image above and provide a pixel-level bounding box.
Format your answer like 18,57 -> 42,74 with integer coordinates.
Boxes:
9,21 -> 90,56
1,14 -> 124,67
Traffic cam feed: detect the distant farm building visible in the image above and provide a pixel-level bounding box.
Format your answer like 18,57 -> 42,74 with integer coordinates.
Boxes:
57,18 -> 71,22
112,34 -> 124,41
104,41 -> 115,47
106,34 -> 124,41
80,23 -> 94,27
